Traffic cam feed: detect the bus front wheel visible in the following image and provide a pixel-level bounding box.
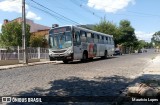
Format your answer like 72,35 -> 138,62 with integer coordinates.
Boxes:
101,51 -> 108,59
63,60 -> 69,64
81,52 -> 88,62
49,56 -> 54,61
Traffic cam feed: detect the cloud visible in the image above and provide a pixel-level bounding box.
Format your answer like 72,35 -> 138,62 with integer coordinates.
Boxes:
135,31 -> 154,42
26,11 -> 41,20
0,0 -> 41,20
87,0 -> 135,13
0,0 -> 23,13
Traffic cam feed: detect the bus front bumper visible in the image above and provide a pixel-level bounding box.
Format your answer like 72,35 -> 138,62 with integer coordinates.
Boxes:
49,53 -> 73,61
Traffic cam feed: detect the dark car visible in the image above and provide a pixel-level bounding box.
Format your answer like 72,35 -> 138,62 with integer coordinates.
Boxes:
143,49 -> 147,52
114,50 -> 122,55
138,49 -> 142,53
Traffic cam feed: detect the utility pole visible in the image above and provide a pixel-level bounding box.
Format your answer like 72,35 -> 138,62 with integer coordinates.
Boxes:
22,0 -> 28,64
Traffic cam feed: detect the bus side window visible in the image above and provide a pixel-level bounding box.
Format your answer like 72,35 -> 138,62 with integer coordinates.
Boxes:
111,37 -> 114,45
91,33 -> 94,38
91,33 -> 94,43
108,37 -> 111,44
97,35 -> 100,43
80,31 -> 86,42
99,35 -> 101,44
87,32 -> 93,43
75,31 -> 81,45
101,36 -> 104,44
49,36 -> 53,48
99,35 -> 103,44
110,37 -> 112,44
94,34 -> 98,43
106,37 -> 108,44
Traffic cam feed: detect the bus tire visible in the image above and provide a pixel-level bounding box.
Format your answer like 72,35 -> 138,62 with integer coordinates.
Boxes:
103,50 -> 108,59
89,57 -> 93,61
81,51 -> 88,62
49,56 -> 54,61
63,60 -> 68,64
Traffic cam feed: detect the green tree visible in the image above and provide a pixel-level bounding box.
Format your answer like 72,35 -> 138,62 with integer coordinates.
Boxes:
93,18 -> 139,52
0,33 -> 2,47
136,40 -> 148,49
0,21 -> 30,47
93,18 -> 121,46
30,35 -> 48,47
118,20 -> 138,52
151,31 -> 160,47
94,18 -> 120,39
146,42 -> 153,48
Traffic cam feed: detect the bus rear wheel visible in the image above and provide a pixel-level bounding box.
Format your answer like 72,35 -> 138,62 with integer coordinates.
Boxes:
104,51 -> 108,59
101,51 -> 108,59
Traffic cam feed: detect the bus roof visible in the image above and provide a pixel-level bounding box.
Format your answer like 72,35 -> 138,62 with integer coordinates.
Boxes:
73,25 -> 113,37
50,25 -> 113,37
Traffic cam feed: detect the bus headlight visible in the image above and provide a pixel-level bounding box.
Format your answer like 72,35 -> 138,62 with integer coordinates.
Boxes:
49,49 -> 53,55
65,47 -> 73,55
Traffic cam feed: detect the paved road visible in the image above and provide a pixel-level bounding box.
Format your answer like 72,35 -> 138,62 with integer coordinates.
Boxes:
0,49 -> 159,104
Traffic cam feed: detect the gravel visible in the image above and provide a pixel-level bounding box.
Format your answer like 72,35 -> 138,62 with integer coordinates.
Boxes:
0,50 -> 158,104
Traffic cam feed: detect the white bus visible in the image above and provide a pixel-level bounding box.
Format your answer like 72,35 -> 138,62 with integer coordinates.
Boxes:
48,25 -> 115,63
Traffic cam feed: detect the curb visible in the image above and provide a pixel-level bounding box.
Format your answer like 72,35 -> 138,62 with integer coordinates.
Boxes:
0,61 -> 56,70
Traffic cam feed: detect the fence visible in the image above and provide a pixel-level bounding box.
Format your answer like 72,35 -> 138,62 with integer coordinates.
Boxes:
0,46 -> 49,60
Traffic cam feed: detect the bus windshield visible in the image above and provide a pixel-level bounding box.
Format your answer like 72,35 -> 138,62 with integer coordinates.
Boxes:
49,31 -> 72,49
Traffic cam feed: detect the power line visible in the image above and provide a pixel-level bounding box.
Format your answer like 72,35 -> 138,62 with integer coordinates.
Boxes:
27,0 -> 96,29
43,0 -> 90,23
30,0 -> 81,25
26,2 -> 72,24
70,0 -> 102,19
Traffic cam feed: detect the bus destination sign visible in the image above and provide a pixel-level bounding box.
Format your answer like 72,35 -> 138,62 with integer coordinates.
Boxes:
53,27 -> 71,33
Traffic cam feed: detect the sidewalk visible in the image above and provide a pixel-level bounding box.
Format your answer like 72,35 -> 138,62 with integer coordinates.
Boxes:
0,60 -> 56,70
114,54 -> 160,105
138,54 -> 160,84
126,54 -> 160,85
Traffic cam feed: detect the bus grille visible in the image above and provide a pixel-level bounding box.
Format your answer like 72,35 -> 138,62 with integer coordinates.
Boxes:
53,50 -> 66,53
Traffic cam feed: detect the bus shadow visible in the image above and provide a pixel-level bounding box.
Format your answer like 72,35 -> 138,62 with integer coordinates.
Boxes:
67,56 -> 119,64
6,75 -> 160,105
7,75 -> 132,105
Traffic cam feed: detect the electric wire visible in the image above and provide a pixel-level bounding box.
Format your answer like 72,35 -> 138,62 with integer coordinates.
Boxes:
70,0 -> 102,19
26,2 -> 65,24
30,0 -> 81,25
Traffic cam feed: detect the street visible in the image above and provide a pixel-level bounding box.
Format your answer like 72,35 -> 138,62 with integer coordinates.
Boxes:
0,49 -> 159,103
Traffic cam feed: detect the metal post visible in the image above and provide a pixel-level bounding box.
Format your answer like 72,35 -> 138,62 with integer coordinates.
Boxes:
45,48 -> 46,59
22,0 -> 28,64
38,47 -> 40,59
0,49 -> 1,60
17,46 -> 20,60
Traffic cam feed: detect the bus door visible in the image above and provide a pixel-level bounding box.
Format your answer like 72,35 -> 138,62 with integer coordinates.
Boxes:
73,30 -> 82,59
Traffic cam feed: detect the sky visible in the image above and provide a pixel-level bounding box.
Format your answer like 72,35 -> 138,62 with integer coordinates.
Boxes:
0,0 -> 160,42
